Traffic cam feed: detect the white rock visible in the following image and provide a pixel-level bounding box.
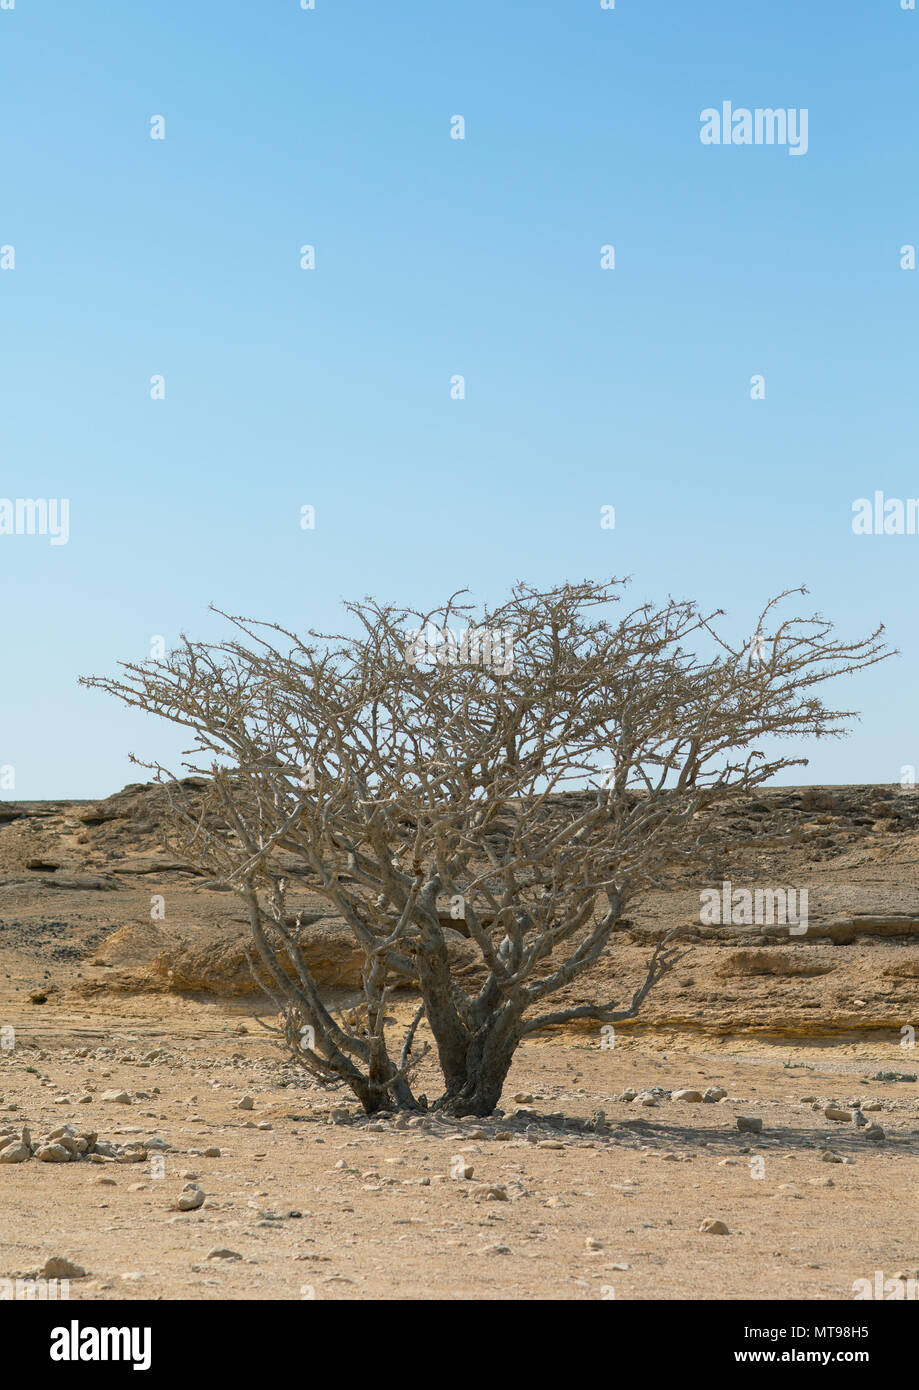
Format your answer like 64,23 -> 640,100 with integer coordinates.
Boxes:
175,1184 -> 205,1211
35,1144 -> 71,1163
699,1218 -> 729,1235
0,1141 -> 29,1163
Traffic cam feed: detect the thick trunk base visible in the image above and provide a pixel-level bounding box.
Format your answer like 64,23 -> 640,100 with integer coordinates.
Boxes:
434,1015 -> 520,1117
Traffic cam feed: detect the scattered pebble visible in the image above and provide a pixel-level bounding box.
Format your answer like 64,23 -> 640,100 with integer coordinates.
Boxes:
174,1183 -> 205,1211
699,1219 -> 729,1235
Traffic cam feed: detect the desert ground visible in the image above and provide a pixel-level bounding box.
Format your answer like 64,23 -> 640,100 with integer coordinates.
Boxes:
2,782 -> 919,1300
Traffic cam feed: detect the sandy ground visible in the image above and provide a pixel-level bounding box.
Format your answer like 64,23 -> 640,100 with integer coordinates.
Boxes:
2,993 -> 918,1301
2,782 -> 919,1300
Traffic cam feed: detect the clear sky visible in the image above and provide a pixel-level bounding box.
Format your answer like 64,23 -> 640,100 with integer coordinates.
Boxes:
1,0 -> 916,799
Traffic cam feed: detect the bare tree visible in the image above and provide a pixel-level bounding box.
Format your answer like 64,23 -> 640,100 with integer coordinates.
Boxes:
81,579 -> 889,1115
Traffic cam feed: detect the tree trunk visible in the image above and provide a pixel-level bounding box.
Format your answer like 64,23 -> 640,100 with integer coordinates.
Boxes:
414,926 -> 472,1094
346,1053 -> 420,1114
435,1005 -> 521,1117
349,1077 -> 396,1114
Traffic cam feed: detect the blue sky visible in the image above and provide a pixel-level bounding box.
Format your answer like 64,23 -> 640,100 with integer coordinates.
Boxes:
1,0 -> 916,799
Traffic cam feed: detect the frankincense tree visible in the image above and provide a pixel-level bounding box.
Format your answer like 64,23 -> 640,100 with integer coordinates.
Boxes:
82,579 -> 889,1115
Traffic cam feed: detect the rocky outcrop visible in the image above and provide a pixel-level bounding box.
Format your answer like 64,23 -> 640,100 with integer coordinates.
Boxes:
3,779 -> 919,1037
